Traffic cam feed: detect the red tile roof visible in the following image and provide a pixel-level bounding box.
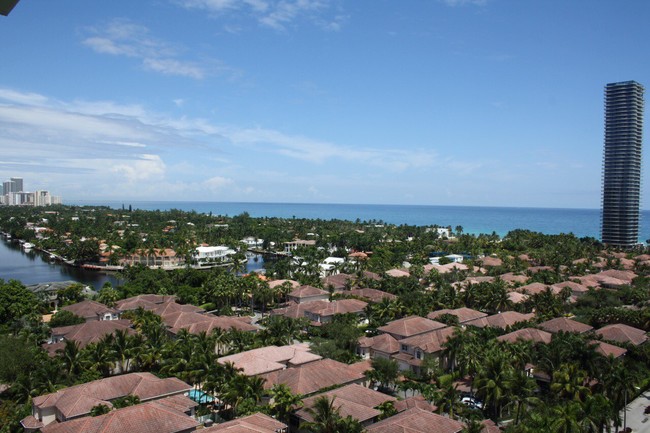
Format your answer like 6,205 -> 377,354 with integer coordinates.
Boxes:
596,323 -> 648,346
61,300 -> 118,320
427,307 -> 487,324
465,312 -> 535,330
49,320 -> 134,348
32,372 -> 191,420
203,412 -> 287,432
366,407 -> 464,433
40,400 -> 199,433
378,316 -> 447,339
261,358 -> 364,396
497,328 -> 552,344
539,317 -> 593,334
296,384 -> 396,424
398,327 -> 457,354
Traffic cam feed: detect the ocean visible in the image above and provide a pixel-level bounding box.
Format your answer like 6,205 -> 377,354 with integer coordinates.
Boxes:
68,201 -> 650,242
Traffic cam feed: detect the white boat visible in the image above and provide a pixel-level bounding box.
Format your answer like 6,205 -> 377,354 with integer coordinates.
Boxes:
23,242 -> 35,250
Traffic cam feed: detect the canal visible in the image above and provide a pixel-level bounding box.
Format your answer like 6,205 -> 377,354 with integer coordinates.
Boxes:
0,238 -> 266,290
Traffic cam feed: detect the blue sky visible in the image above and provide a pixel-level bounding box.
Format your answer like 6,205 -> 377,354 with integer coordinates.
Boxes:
0,0 -> 649,208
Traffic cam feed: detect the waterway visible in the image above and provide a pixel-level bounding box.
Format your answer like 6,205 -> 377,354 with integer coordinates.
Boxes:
0,238 -> 266,290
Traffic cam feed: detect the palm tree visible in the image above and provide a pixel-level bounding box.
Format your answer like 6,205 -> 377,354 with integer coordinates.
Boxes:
505,370 -> 540,425
549,402 -> 584,433
268,383 -> 303,424
303,396 -> 342,433
57,339 -> 85,377
474,353 -> 513,420
550,363 -> 591,402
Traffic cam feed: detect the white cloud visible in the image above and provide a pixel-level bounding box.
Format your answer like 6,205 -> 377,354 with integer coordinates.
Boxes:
82,19 -> 208,79
203,176 -> 235,191
175,0 -> 341,31
110,154 -> 167,183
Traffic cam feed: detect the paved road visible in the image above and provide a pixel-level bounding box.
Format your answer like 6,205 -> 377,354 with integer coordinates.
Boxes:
621,391 -> 650,432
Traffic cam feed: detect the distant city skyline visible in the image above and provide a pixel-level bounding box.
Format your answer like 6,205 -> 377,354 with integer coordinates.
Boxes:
1,176 -> 61,206
1,1 -> 649,209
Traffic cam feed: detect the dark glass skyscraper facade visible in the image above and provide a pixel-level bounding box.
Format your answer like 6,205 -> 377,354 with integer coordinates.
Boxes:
601,81 -> 644,248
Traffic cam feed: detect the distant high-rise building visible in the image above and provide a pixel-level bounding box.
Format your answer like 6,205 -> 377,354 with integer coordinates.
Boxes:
2,180 -> 14,195
10,177 -> 23,192
601,81 -> 645,248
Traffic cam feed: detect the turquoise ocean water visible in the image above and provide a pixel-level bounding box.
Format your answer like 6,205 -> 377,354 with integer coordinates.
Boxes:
68,201 -> 650,242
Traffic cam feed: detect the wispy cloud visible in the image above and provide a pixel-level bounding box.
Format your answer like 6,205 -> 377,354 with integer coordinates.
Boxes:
82,19 -> 209,79
440,0 -> 487,6
175,0 -> 343,31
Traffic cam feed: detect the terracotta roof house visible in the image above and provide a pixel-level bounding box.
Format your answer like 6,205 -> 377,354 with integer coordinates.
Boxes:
499,273 -> 529,285
272,299 -> 367,325
38,400 -> 199,433
429,263 -> 469,274
427,307 -> 487,324
551,281 -> 590,297
393,327 -> 457,373
357,333 -> 400,360
539,317 -> 594,334
261,358 -> 365,396
287,285 -> 329,304
516,282 -> 552,296
385,268 -> 411,278
378,316 -> 447,340
599,269 -> 637,284
465,312 -> 535,330
61,300 -> 120,321
217,343 -> 322,376
268,279 -> 301,290
366,407 -> 464,433
322,273 -> 355,292
393,395 -> 437,413
591,340 -> 627,358
507,292 -> 529,305
347,288 -> 397,303
497,328 -> 552,345
164,311 -> 257,335
46,319 -> 134,353
23,372 -> 192,430
202,412 -> 287,433
479,256 -> 503,268
119,248 -> 184,268
296,384 -> 397,427
116,294 -> 180,311
596,323 -> 648,346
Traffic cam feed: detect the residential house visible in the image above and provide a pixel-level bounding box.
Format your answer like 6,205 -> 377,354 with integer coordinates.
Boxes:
347,288 -> 397,303
427,307 -> 487,325
378,316 -> 447,340
366,407 -> 464,433
392,327 -> 457,373
465,312 -> 535,330
357,333 -> 400,360
203,412 -> 287,433
217,343 -> 322,376
284,240 -> 316,254
261,358 -> 365,397
45,319 -> 135,355
119,248 -> 184,268
61,300 -> 120,321
497,328 -> 553,345
272,299 -> 367,325
287,285 -> 329,304
21,372 -> 192,431
538,317 -> 594,334
596,323 -> 648,346
194,245 -> 236,263
295,384 -> 396,428
37,401 -> 199,433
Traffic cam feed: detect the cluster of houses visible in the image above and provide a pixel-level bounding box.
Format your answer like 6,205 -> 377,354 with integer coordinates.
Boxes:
17,248 -> 650,433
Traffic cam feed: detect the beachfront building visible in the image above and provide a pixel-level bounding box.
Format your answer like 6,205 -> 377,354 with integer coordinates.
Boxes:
601,80 -> 644,248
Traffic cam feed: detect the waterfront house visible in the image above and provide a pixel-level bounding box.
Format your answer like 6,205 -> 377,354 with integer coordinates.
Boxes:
284,239 -> 316,254
119,248 -> 184,268
194,245 -> 236,263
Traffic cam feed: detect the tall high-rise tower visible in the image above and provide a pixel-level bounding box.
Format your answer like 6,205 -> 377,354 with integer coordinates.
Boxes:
601,81 -> 644,248
10,177 -> 23,192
